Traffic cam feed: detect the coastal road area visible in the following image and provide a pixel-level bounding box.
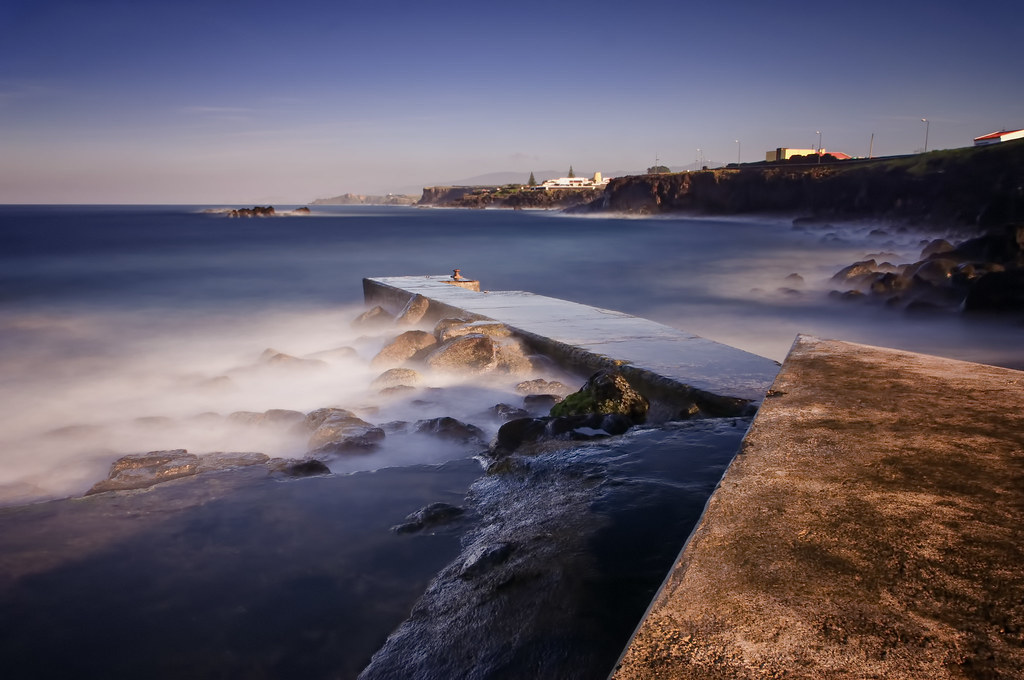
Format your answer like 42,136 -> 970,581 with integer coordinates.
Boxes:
612,335 -> 1024,679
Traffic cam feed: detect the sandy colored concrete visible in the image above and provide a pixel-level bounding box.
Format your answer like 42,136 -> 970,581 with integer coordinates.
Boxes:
611,335 -> 1024,679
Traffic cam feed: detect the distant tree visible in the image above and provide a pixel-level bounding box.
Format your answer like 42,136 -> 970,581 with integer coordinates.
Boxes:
646,165 -> 671,174
568,166 -> 575,178
528,171 -> 537,187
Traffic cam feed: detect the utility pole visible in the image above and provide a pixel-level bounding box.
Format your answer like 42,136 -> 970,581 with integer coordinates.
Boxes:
869,132 -> 874,159
921,118 -> 930,153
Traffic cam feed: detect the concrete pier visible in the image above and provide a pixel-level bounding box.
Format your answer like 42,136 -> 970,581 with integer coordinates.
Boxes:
611,335 -> 1024,679
363,275 -> 780,415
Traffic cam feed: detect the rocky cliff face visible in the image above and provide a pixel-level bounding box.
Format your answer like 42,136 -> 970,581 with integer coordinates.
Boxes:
419,185 -> 601,209
587,140 -> 1024,228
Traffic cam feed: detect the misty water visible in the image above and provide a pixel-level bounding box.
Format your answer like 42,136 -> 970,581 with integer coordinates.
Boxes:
0,205 -> 1020,679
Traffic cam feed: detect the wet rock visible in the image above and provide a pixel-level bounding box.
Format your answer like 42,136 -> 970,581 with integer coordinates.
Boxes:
371,367 -> 422,389
493,341 -> 535,375
515,379 -> 573,396
459,542 -> 515,579
195,451 -> 270,472
392,502 -> 466,534
280,459 -> 331,477
904,257 -> 957,285
489,403 -> 530,422
920,238 -> 955,259
308,413 -> 385,453
395,294 -> 430,326
830,259 -> 877,285
829,289 -> 866,301
86,449 -> 200,495
492,418 -> 549,454
258,349 -> 328,370
432,317 -> 472,340
351,305 -> 394,329
414,417 -> 486,445
523,394 -> 561,414
303,407 -> 357,431
438,321 -> 512,343
544,413 -> 633,439
227,409 -> 305,427
549,370 -> 649,423
380,420 -> 410,433
304,346 -> 358,362
963,270 -> 1024,312
371,330 -> 437,368
424,334 -> 495,373
783,272 -> 805,285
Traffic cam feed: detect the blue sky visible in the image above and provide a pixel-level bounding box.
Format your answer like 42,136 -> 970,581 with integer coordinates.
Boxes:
1,0 -> 1022,203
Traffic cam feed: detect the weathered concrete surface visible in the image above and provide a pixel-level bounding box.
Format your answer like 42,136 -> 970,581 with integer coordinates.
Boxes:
611,335 -> 1024,679
364,276 -> 779,412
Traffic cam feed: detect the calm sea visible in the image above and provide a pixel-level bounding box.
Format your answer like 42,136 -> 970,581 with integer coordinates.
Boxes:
0,205 -> 1020,678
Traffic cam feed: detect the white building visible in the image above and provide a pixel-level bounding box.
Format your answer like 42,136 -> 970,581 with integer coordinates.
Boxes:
540,172 -> 609,190
973,129 -> 1024,146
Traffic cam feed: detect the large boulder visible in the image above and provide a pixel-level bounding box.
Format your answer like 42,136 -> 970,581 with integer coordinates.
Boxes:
963,270 -> 1024,312
86,450 -> 200,495
425,334 -> 495,373
351,305 -> 395,329
415,417 -> 486,445
371,367 -> 422,389
392,502 -> 466,534
438,321 -> 512,343
493,341 -> 535,375
396,294 -> 430,326
491,412 -> 635,455
549,370 -> 649,423
308,412 -> 385,453
830,259 -> 878,285
259,349 -> 328,370
371,330 -> 437,368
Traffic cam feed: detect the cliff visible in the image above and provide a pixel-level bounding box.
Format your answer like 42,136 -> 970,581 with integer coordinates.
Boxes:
586,140 -> 1024,228
419,185 -> 602,209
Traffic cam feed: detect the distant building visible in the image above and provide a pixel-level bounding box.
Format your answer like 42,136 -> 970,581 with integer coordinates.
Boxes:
973,128 -> 1024,146
540,172 -> 609,190
766,147 -> 851,162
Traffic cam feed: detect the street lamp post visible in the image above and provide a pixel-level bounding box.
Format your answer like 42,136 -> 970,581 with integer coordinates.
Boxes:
816,130 -> 822,163
921,118 -> 930,153
735,139 -> 741,165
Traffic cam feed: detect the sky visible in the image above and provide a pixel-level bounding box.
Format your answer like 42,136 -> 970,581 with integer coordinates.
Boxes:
1,0 -> 1022,204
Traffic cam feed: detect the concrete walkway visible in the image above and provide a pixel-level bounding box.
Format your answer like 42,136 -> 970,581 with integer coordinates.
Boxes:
364,275 -> 779,412
611,335 -> 1024,679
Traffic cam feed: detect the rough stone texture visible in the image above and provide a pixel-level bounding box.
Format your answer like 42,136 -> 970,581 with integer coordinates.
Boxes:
371,330 -> 437,368
424,334 -> 495,373
395,293 -> 430,326
611,336 -> 1024,680
515,378 -> 574,396
438,320 -> 512,343
351,305 -> 394,329
370,367 -> 422,389
551,370 -> 649,423
307,413 -> 385,453
86,450 -> 200,495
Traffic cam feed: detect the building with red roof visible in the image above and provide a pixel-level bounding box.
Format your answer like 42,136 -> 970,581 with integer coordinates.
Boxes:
973,129 -> 1024,146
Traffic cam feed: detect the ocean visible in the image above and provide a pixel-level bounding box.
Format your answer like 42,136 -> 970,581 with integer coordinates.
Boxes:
0,205 -> 1020,679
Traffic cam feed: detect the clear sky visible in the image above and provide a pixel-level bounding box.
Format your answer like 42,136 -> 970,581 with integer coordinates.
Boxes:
1,0 -> 1022,204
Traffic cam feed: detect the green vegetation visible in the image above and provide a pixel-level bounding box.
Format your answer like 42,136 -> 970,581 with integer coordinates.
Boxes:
567,166 -> 575,178
528,171 -> 537,187
646,165 -> 671,174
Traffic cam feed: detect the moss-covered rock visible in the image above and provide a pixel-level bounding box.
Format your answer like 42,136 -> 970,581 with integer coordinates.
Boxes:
549,370 -> 648,423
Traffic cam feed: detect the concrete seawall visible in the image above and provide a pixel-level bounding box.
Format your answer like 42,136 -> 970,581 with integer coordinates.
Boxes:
611,335 -> 1024,679
363,275 -> 780,417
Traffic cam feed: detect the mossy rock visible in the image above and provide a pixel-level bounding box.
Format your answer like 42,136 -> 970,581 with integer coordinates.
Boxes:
549,370 -> 648,423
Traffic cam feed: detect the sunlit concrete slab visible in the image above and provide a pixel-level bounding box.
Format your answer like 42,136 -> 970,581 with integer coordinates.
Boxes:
364,275 -> 780,408
611,335 -> 1024,679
